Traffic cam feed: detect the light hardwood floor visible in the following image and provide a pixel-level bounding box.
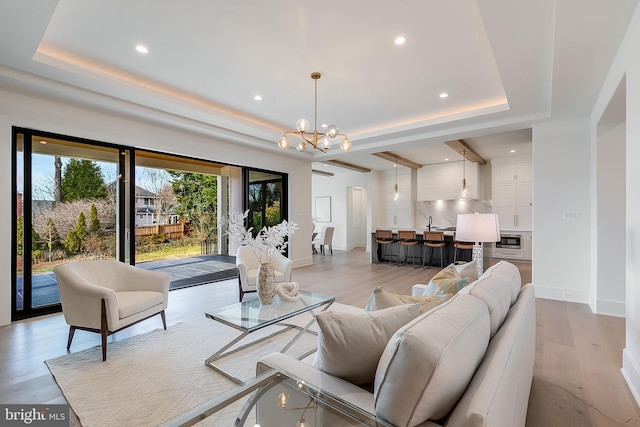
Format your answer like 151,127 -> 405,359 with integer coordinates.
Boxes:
1,248 -> 638,426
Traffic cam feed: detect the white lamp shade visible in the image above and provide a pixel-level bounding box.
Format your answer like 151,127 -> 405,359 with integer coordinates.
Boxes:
456,213 -> 500,243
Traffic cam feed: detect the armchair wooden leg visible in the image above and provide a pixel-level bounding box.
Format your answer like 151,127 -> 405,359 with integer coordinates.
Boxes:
67,326 -> 76,350
101,299 -> 108,362
160,310 -> 167,330
238,271 -> 244,302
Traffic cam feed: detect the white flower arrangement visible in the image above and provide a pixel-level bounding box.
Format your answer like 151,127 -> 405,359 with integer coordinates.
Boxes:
225,210 -> 298,263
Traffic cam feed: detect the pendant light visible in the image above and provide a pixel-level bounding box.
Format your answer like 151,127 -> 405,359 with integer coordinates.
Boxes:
394,160 -> 399,201
454,150 -> 470,200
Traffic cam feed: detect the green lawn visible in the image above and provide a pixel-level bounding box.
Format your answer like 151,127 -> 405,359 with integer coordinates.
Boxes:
135,244 -> 201,263
29,243 -> 203,274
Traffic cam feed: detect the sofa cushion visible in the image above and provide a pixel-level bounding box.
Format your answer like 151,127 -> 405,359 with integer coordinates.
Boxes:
374,294 -> 490,426
486,260 -> 522,305
365,286 -> 452,314
446,284 -> 535,427
116,291 -> 165,319
458,261 -> 519,338
313,304 -> 420,385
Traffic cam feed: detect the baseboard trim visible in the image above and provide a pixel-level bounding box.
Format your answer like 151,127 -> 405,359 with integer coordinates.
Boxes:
533,284 -> 590,305
622,348 -> 640,409
595,298 -> 626,318
292,257 -> 313,269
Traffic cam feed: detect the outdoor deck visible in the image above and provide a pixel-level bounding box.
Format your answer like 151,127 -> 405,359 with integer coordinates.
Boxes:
17,254 -> 237,310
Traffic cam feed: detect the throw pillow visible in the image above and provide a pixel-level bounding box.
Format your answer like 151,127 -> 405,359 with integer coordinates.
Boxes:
365,286 -> 452,314
421,263 -> 470,296
455,260 -> 479,283
313,303 -> 420,385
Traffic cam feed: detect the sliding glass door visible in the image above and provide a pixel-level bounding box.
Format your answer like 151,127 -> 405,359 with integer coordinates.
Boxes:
12,128 -> 289,321
245,168 -> 288,232
13,128 -> 130,320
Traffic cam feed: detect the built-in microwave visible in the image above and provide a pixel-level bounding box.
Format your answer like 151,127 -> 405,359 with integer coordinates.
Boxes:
495,234 -> 521,249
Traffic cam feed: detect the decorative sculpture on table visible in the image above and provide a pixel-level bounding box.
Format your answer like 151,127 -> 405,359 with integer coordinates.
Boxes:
276,282 -> 301,302
226,210 -> 298,304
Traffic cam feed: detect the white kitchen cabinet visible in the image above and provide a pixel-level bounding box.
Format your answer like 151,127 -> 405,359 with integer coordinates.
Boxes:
417,161 -> 479,201
492,158 -> 532,230
382,169 -> 413,227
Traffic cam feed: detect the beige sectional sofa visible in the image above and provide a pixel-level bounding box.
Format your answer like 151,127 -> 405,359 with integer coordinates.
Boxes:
257,261 -> 535,427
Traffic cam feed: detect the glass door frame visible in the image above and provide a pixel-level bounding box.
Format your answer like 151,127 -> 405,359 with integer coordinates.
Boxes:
11,127 -> 134,321
243,167 -> 289,238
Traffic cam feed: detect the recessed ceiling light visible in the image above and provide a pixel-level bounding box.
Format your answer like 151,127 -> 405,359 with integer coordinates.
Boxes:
254,95 -> 262,101
394,36 -> 406,45
444,158 -> 449,161
439,92 -> 449,99
510,149 -> 516,153
39,140 -> 47,144
136,45 -> 148,54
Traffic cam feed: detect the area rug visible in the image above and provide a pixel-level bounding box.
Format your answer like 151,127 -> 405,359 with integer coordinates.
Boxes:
45,305 -> 351,427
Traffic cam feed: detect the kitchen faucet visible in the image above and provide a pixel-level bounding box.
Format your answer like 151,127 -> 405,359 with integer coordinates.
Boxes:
428,216 -> 433,231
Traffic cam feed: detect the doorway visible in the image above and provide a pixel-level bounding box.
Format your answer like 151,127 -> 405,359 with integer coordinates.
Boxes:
13,129 -> 128,320
347,186 -> 368,249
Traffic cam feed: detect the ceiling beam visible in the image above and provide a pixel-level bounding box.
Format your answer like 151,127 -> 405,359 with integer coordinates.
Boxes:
326,159 -> 371,173
371,151 -> 422,170
312,169 -> 334,177
444,140 -> 487,164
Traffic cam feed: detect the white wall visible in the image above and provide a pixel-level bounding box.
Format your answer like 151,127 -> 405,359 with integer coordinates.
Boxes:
596,122 -> 626,316
532,118 -> 592,303
0,89 -> 313,326
311,170 -> 373,252
592,3 -> 640,407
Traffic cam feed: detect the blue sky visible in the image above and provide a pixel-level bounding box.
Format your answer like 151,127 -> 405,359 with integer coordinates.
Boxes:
18,153 -> 166,200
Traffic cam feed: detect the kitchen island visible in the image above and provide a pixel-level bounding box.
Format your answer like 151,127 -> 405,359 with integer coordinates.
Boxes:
370,228 -> 472,266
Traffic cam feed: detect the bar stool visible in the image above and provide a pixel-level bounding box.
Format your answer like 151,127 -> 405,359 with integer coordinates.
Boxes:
375,229 -> 398,263
397,230 -> 421,267
453,231 -> 474,262
422,231 -> 449,269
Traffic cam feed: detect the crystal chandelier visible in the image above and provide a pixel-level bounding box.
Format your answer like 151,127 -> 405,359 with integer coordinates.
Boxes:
277,72 -> 352,153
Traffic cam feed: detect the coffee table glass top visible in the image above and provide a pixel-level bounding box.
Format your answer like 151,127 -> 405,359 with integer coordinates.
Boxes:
205,290 -> 335,332
169,367 -> 393,427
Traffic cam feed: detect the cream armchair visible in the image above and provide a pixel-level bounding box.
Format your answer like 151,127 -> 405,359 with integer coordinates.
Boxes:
236,246 -> 293,302
53,259 -> 171,361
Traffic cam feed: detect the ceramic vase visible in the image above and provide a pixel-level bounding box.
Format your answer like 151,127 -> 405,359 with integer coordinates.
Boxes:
257,262 -> 277,304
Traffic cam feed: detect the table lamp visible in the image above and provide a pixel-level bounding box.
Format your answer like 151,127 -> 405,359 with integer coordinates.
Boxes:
455,213 -> 500,276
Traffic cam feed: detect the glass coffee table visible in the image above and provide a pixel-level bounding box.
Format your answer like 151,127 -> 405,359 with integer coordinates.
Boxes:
204,291 -> 335,384
168,367 -> 393,427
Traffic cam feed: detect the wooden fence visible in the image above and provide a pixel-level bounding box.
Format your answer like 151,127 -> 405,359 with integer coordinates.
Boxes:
135,223 -> 184,242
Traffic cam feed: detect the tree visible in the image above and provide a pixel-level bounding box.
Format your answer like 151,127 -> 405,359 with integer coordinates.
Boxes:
61,159 -> 108,202
44,218 -> 62,261
169,172 -> 217,238
64,211 -> 87,254
54,155 -> 62,203
16,216 -> 24,256
75,211 -> 87,243
89,203 -> 101,233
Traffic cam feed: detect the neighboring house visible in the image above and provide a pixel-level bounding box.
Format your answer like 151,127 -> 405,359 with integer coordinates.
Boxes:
134,185 -> 179,227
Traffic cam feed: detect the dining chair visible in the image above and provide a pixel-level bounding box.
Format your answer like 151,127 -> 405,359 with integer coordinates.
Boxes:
422,231 -> 449,269
397,230 -> 421,267
453,231 -> 474,262
375,229 -> 398,263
